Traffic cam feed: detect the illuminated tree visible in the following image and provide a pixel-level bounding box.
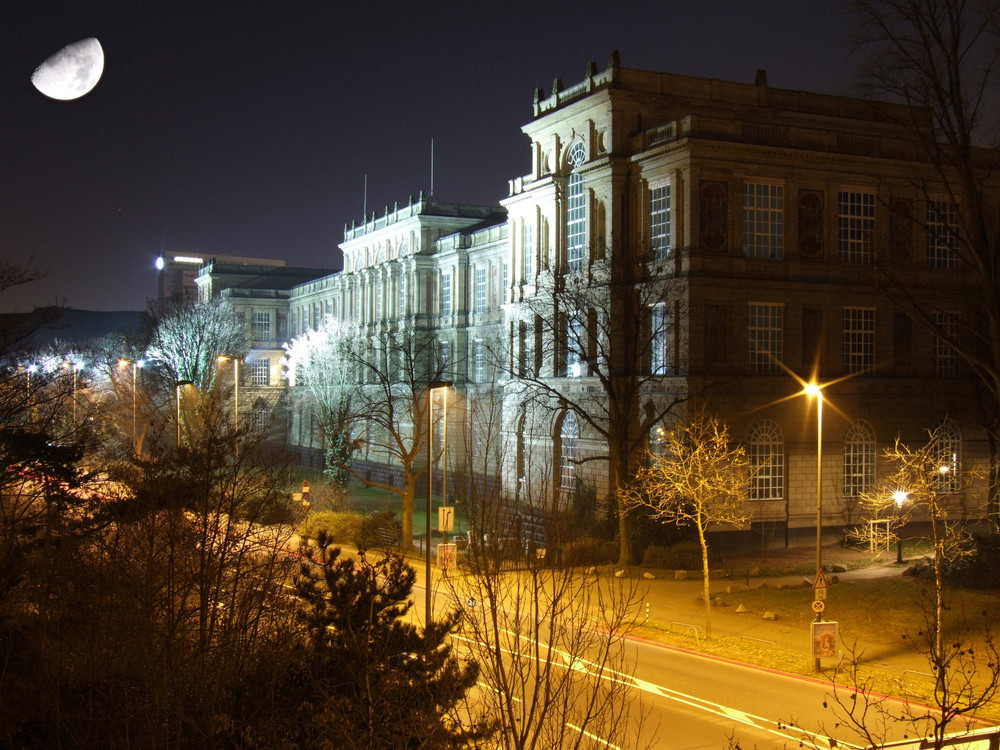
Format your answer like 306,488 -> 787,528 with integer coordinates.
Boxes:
625,410 -> 750,636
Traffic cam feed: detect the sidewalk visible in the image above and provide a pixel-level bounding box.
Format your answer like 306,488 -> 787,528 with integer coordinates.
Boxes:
632,560 -> 927,677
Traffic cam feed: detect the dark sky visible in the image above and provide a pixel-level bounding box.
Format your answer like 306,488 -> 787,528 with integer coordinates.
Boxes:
1,1 -> 857,313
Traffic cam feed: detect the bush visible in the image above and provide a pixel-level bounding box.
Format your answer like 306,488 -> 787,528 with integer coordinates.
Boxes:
642,541 -> 702,570
299,511 -> 363,544
912,533 -> 1000,589
357,511 -> 402,552
562,537 -> 618,567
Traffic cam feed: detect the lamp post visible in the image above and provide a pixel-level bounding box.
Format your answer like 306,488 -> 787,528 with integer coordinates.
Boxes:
425,380 -> 452,627
119,359 -> 144,450
175,380 -> 193,447
803,383 -> 824,589
64,360 -> 82,424
217,356 -> 240,433
893,490 -> 908,564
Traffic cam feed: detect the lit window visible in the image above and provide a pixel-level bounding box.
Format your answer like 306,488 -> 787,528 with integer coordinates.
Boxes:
250,359 -> 270,387
502,262 -> 509,304
927,200 -> 959,270
843,420 -> 876,498
649,424 -> 667,457
560,411 -> 578,492
566,312 -> 585,377
252,312 -> 270,342
651,303 -> 669,375
650,184 -> 671,260
843,307 -> 875,373
398,264 -> 407,317
932,311 -> 959,377
523,222 -> 534,280
934,420 -> 961,493
474,340 -> 485,384
566,142 -> 587,273
743,183 -> 783,259
441,272 -> 452,316
374,281 -> 383,321
838,191 -> 875,264
748,303 -> 783,374
475,268 -> 487,314
748,420 -> 783,502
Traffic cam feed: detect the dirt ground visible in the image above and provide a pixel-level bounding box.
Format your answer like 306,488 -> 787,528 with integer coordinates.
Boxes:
719,540 -> 899,574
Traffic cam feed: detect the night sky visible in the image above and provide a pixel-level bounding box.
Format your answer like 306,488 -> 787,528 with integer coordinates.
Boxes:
1,1 -> 857,314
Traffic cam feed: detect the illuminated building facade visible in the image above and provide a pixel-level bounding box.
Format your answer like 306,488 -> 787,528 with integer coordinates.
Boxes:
203,54 -> 999,547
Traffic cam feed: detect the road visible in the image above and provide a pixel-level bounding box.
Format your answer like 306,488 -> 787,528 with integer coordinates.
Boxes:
414,572 -> 957,749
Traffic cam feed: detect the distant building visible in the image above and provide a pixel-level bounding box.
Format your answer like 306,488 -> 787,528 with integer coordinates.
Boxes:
156,252 -> 286,303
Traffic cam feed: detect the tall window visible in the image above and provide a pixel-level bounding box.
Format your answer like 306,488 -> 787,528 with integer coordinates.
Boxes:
250,359 -> 270,387
252,311 -> 270,342
398,265 -> 407,317
475,267 -> 487,313
843,420 -> 876,498
441,272 -> 452,316
566,141 -> 587,273
932,311 -> 959,377
838,191 -> 875,263
927,200 -> 958,270
560,411 -> 578,492
748,303 -> 783,374
251,401 -> 269,434
523,222 -> 535,280
374,281 -> 383,321
934,420 -> 961,493
439,340 -> 450,376
649,424 -> 667,457
748,420 -> 783,502
651,303 -> 668,375
650,184 -> 671,260
474,340 -> 485,384
502,262 -> 509,304
743,183 -> 783,259
843,307 -> 875,372
566,312 -> 584,377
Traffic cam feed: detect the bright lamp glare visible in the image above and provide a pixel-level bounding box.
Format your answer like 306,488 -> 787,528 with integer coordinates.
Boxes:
172,255 -> 203,264
155,256 -> 165,270
804,383 -> 821,397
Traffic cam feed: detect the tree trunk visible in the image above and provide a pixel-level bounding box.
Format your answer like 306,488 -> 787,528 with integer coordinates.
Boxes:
699,523 -> 712,636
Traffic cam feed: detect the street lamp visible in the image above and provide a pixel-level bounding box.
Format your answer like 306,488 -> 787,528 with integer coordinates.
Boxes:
803,382 -> 824,589
175,379 -> 193,447
893,490 -> 908,564
119,358 -> 144,450
64,360 -> 83,424
425,379 -> 452,627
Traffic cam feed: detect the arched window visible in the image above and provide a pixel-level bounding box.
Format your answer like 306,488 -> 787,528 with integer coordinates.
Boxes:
748,420 -> 783,501
559,411 -> 579,492
843,420 -> 876,498
934,419 -> 961,493
566,142 -> 587,273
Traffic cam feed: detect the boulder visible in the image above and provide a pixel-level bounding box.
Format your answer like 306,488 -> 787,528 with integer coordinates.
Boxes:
674,569 -> 688,580
762,611 -> 780,621
726,585 -> 741,594
735,603 -> 749,614
642,571 -> 655,580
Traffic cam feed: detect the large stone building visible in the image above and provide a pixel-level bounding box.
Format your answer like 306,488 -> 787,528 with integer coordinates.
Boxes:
204,53 -> 997,548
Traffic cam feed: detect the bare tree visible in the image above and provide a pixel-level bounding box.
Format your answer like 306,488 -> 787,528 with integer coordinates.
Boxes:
445,384 -> 651,749
850,0 -> 1000,514
625,409 -> 751,636
508,250 -> 686,566
338,324 -> 449,551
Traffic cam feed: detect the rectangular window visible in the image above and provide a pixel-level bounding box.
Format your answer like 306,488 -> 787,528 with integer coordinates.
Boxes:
398,268 -> 407,317
927,200 -> 959,269
747,303 -> 783,374
374,282 -> 383,321
441,272 -> 452,316
439,341 -> 450,377
651,303 -> 668,374
475,267 -> 487,313
567,173 -> 586,273
650,184 -> 671,260
523,223 -> 534,280
843,308 -> 875,372
932,311 -> 958,377
566,312 -> 584,377
252,311 -> 270,342
250,359 -> 270,387
838,191 -> 875,263
474,340 -> 485,383
743,183 -> 784,259
502,262 -> 509,304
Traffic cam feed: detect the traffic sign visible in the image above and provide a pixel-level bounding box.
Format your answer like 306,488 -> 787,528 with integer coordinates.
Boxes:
437,543 -> 457,570
813,570 -> 829,592
812,600 -> 825,613
438,506 -> 455,532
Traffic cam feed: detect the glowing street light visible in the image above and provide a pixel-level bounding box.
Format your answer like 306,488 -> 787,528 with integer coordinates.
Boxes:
802,382 -> 824,588
175,380 -> 193,447
119,358 -> 144,450
63,360 -> 83,423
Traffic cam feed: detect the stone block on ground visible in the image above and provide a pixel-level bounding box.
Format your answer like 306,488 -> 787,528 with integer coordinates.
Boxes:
674,569 -> 688,580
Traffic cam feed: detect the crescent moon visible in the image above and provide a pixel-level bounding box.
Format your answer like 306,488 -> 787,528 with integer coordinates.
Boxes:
31,38 -> 105,101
